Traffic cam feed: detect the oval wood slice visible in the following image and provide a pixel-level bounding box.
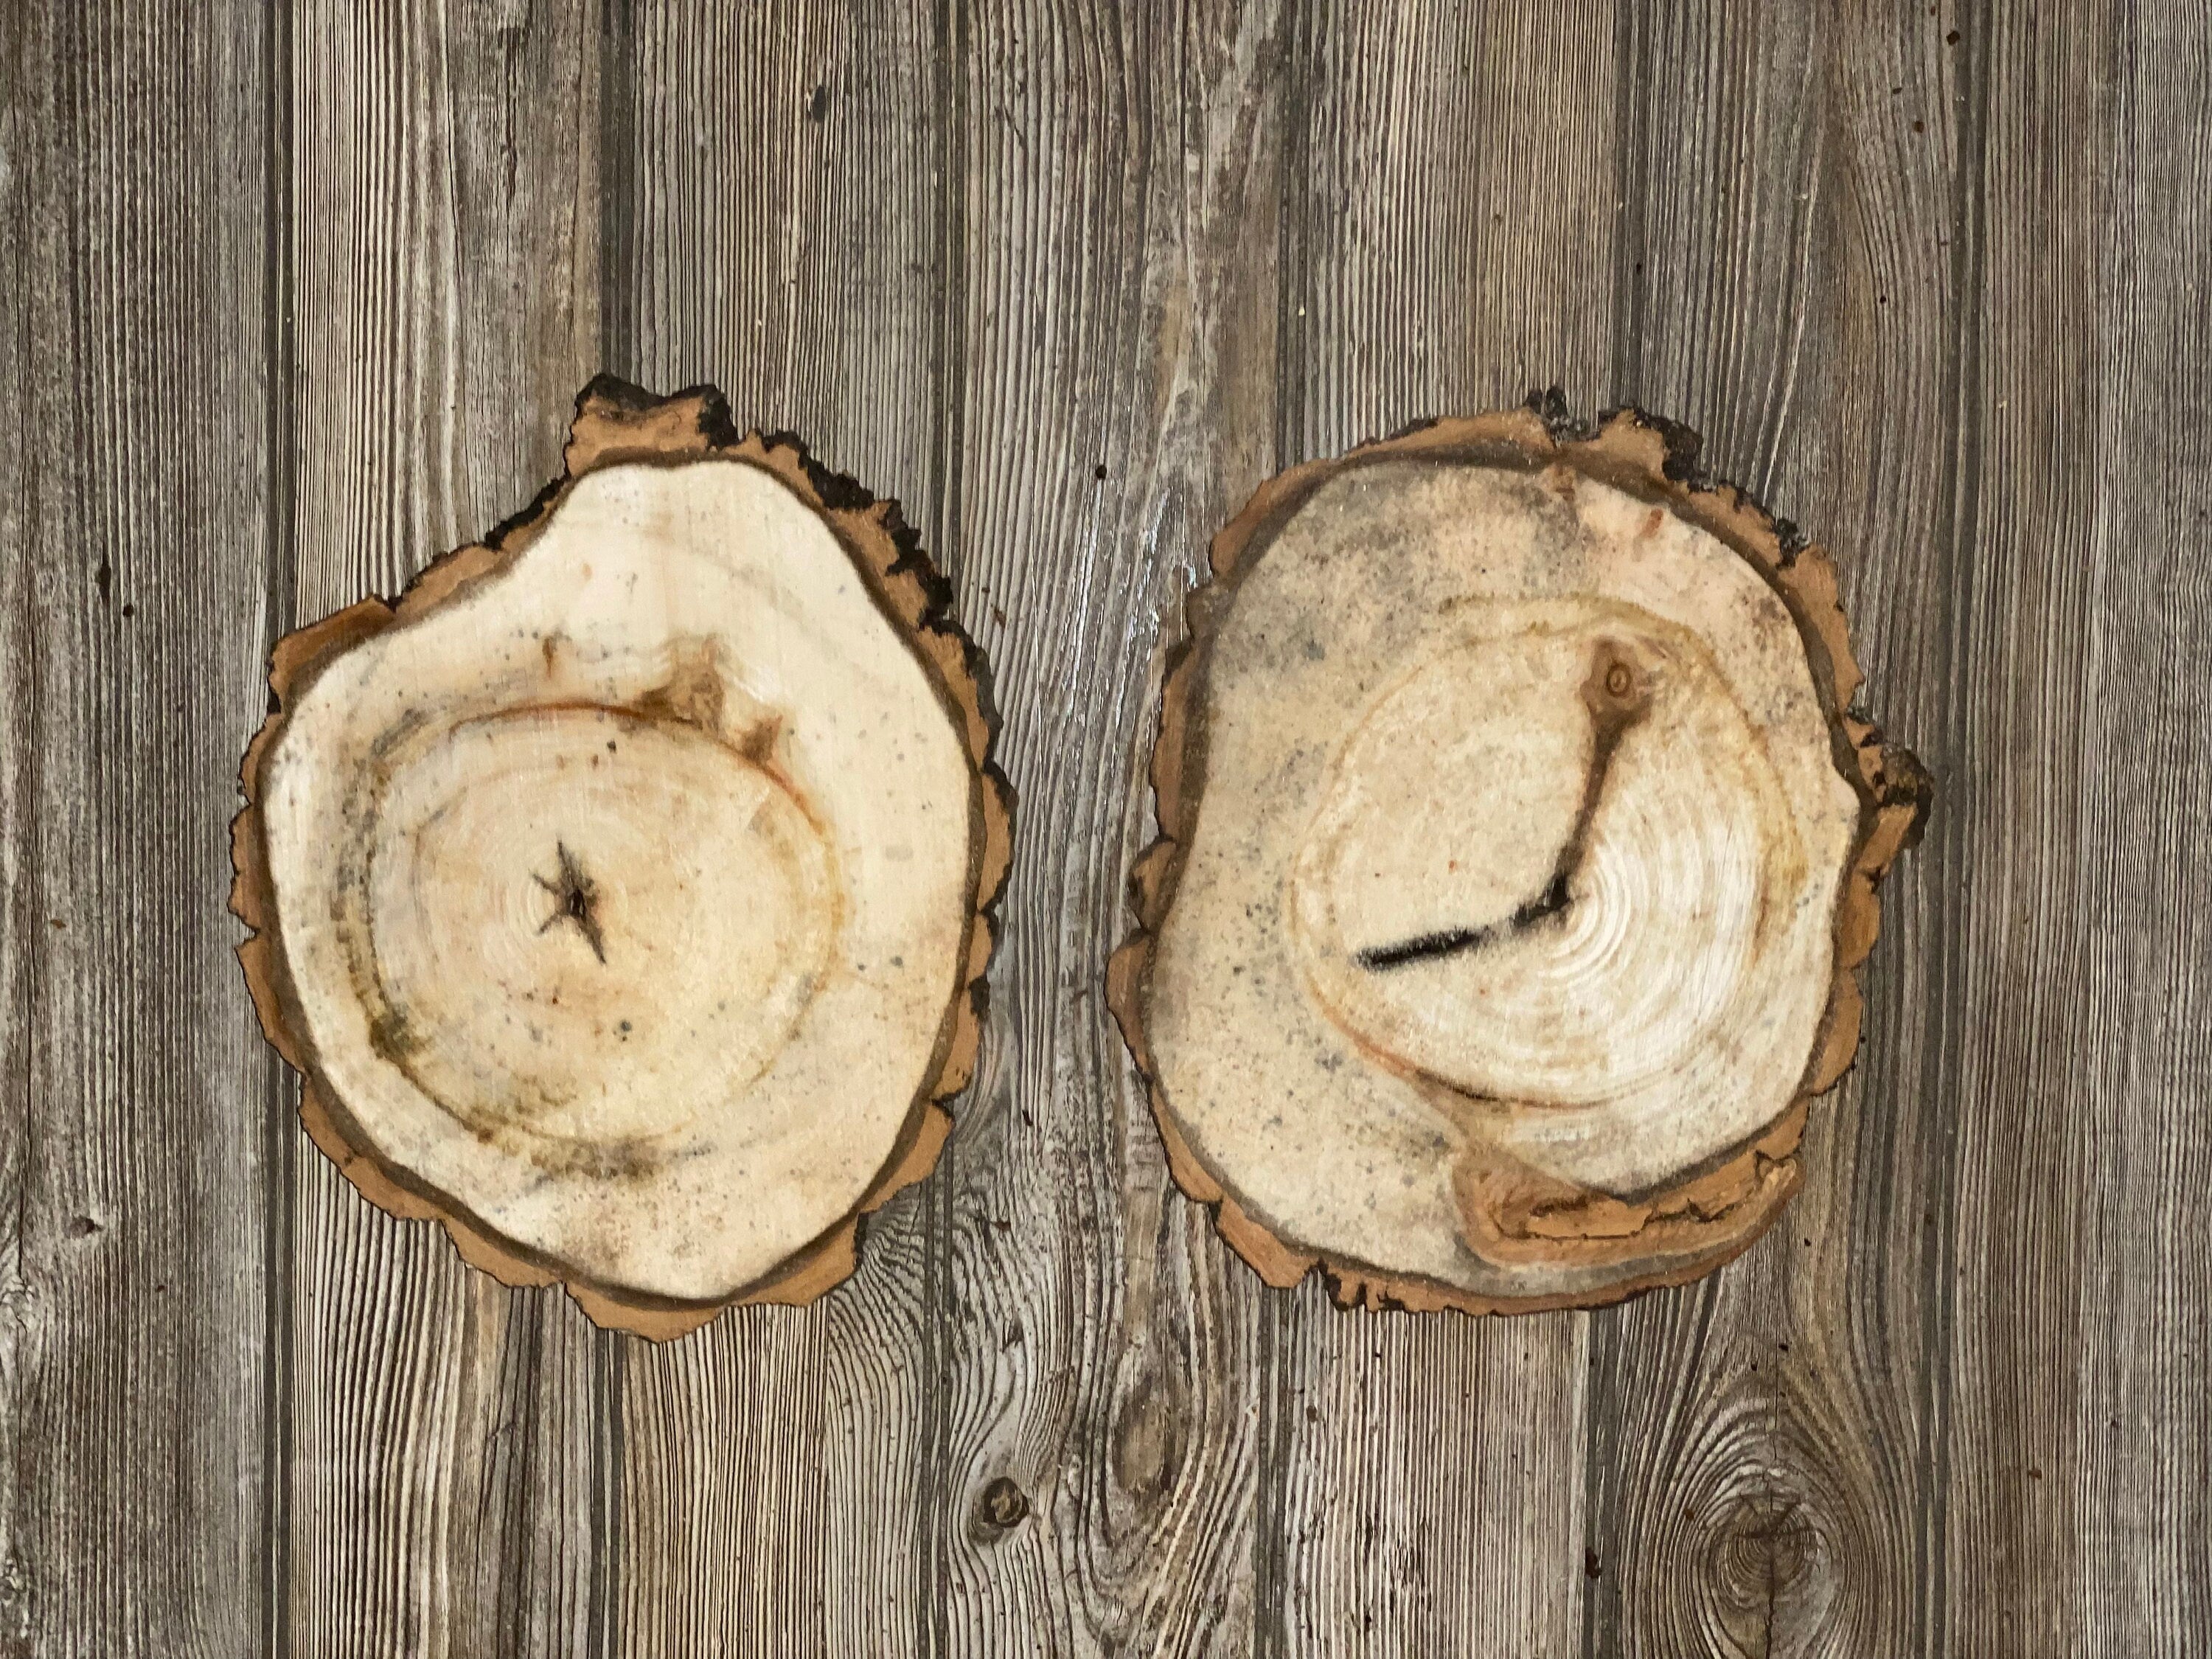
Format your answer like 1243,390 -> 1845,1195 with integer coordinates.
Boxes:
1110,406 -> 1930,1314
234,378 -> 1011,1338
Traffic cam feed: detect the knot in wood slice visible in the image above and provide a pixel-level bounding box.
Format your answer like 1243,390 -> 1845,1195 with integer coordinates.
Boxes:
1110,406 -> 1929,1313
976,1475 -> 1031,1531
232,378 -> 1011,1338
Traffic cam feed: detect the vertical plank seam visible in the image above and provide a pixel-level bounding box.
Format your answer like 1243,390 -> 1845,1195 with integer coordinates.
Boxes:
591,4 -> 637,1652
1253,6 -> 1314,1655
1582,10 -> 1653,1655
257,0 -> 300,1649
1606,0 -> 1651,406
492,1295 -> 547,1653
597,0 -> 638,379
589,1334 -> 626,1659
1919,10 -> 1995,1655
920,0 -> 971,1651
927,0 -> 971,589
1578,1305 -> 1618,1659
1,0 -> 40,1531
1270,1 -> 1312,467
1,1 -> 50,1637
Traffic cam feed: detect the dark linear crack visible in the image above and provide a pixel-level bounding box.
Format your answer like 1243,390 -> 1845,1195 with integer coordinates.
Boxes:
535,841 -> 607,962
1357,869 -> 1573,970
1355,643 -> 1652,973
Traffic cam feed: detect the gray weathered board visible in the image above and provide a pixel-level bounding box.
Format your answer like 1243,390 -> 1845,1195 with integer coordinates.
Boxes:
2,1 -> 2207,1654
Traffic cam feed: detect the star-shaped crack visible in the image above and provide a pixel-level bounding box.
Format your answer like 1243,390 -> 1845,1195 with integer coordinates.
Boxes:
535,841 -> 608,963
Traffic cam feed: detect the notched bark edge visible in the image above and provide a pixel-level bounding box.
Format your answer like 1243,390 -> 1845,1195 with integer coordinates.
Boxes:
1106,402 -> 1931,1317
232,377 -> 1014,1340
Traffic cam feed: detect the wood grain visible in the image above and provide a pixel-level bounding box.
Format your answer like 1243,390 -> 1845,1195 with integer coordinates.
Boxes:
2070,10 -> 2212,1644
1931,10 -> 2093,1653
2,1 -> 2208,1653
1946,3 -> 2212,1652
1582,7 -> 1957,1657
282,4 -> 608,1655
0,2 -> 279,1654
609,2 -> 949,1649
1268,7 -> 1616,1655
925,4 -> 1287,1653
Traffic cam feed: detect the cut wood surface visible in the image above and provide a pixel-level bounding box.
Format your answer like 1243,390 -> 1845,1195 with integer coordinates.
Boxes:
4,1 -> 2208,1655
1113,410 -> 1928,1314
234,380 -> 1009,1335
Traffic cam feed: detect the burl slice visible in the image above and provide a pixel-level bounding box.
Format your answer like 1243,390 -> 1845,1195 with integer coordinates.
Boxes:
234,379 -> 1010,1338
1112,407 -> 1927,1314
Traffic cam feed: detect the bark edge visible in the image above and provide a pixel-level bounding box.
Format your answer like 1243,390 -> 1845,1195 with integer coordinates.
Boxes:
233,377 -> 1012,1340
1106,401 -> 1931,1315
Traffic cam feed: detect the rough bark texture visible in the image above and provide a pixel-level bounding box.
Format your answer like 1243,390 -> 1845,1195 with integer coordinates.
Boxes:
232,378 -> 1012,1338
11,2 -> 2208,1652
1112,405 -> 1930,1315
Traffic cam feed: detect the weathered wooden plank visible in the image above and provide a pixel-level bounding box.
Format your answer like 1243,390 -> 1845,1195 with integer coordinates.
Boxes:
608,3 -> 947,1652
2071,10 -> 2212,1642
1944,4 -> 2212,1652
1265,5 -> 1617,1653
7,3 -> 2208,1651
281,5 -> 607,1655
0,15 -> 30,1643
1934,8 -> 2104,1654
923,1 -> 1288,1653
0,1 -> 277,1652
1579,6 -> 1961,1657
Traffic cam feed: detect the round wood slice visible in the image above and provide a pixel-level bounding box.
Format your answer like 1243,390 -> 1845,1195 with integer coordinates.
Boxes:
233,378 -> 1011,1338
1110,406 -> 1929,1314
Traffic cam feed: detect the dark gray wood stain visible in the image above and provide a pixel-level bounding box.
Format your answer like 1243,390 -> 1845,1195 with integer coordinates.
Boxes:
1,1 -> 2204,1653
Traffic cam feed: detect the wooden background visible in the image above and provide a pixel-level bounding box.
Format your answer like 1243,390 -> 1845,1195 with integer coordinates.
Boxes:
3,0 -> 2207,1652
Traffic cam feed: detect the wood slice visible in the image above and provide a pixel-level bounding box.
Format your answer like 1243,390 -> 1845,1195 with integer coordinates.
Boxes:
233,378 -> 1012,1338
1110,406 -> 1930,1314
